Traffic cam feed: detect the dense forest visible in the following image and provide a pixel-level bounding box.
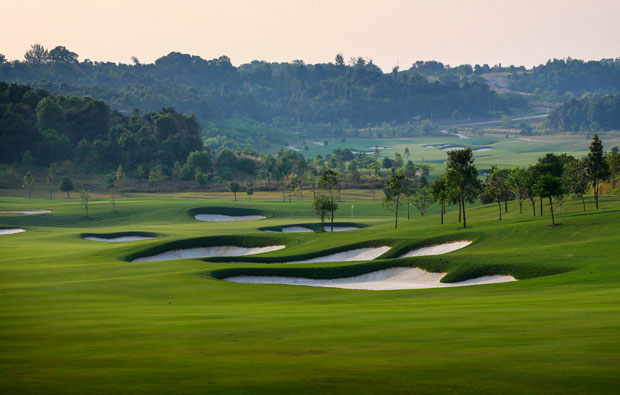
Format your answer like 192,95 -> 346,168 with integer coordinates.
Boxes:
546,94 -> 620,131
508,58 -> 620,96
0,45 -> 527,143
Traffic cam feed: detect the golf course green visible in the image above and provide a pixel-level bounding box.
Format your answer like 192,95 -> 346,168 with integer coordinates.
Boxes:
1,194 -> 619,393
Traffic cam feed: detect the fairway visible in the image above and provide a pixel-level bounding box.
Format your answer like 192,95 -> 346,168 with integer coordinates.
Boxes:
1,194 -> 620,394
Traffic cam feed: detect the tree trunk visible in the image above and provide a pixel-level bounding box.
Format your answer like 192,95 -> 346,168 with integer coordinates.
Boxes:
440,202 -> 444,225
504,198 -> 508,213
540,196 -> 543,216
549,197 -> 555,225
594,182 -> 599,209
461,192 -> 467,228
458,200 -> 462,223
497,198 -> 502,220
282,191 -> 285,203
519,196 -> 523,214
407,202 -> 410,220
330,209 -> 334,232
49,189 -> 53,199
531,197 -> 536,216
67,191 -> 70,199
394,199 -> 399,229
581,196 -> 586,212
233,192 -> 237,201
29,188 -> 32,199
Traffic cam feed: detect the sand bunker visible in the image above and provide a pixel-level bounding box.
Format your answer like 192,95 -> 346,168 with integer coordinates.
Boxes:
264,226 -> 314,233
225,267 -> 516,290
322,226 -> 359,232
441,146 -> 467,151
455,133 -> 471,139
400,241 -> 472,257
86,236 -> 154,242
473,148 -> 493,152
285,247 -> 391,264
0,210 -> 51,215
133,245 -> 285,262
0,228 -> 26,235
194,214 -> 266,222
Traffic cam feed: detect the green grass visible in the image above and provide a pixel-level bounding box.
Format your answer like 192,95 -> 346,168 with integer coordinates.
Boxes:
290,132 -> 620,176
1,193 -> 620,394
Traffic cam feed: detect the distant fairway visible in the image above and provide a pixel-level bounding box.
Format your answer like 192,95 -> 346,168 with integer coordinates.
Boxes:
1,194 -> 619,393
290,132 -> 620,176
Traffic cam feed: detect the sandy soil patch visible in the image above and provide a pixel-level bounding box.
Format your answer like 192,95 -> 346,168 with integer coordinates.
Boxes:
226,267 -> 516,290
264,226 -> 314,233
85,236 -> 154,242
134,245 -> 285,262
322,226 -> 359,232
0,210 -> 51,215
285,247 -> 391,264
194,214 -> 266,222
400,241 -> 472,257
0,228 -> 26,235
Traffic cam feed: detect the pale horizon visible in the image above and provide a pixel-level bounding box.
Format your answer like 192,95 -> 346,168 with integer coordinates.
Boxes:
1,0 -> 619,71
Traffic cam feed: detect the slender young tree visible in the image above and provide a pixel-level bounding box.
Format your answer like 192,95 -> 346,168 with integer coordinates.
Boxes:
585,134 -> 610,209
59,176 -> 73,198
411,186 -> 434,218
79,188 -> 91,218
508,168 -> 528,214
228,182 -> 241,201
319,170 -> 339,231
563,158 -> 589,211
485,166 -> 509,220
22,171 -> 34,199
313,195 -> 337,232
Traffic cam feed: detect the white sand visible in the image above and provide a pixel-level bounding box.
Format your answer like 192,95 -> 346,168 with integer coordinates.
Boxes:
473,148 -> 493,152
455,133 -> 471,139
286,246 -> 391,264
0,210 -> 51,215
0,228 -> 26,235
400,241 -> 472,257
85,236 -> 154,242
133,245 -> 285,262
226,267 -> 516,290
286,146 -> 301,152
517,137 -> 539,142
441,146 -> 467,151
264,226 -> 314,233
194,214 -> 266,222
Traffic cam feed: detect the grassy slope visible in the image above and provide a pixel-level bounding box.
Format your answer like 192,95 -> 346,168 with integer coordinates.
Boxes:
1,194 -> 619,394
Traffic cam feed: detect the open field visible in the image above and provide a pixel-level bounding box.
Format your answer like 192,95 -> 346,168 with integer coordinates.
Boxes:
1,194 -> 620,393
288,132 -> 620,176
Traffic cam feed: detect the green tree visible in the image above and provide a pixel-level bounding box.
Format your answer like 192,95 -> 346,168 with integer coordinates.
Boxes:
115,165 -> 126,195
563,159 -> 588,211
313,195 -> 337,232
59,176 -> 73,198
445,149 -> 480,228
383,172 -> 407,229
22,171 -> 34,199
585,134 -> 610,209
485,166 -> 509,220
35,97 -> 66,131
246,186 -> 254,201
535,174 -> 564,226
607,151 -> 620,187
404,146 -> 411,162
430,175 -> 448,225
48,46 -> 78,63
24,43 -> 48,64
228,181 -> 241,201
79,189 -> 91,218
507,168 -> 528,214
411,186 -> 434,218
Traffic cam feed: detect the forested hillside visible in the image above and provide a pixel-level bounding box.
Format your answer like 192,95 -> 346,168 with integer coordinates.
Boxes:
0,47 -> 523,131
508,58 -> 620,96
546,94 -> 620,131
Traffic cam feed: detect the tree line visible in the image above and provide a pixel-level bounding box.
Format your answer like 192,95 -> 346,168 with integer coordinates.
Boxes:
546,94 -> 620,131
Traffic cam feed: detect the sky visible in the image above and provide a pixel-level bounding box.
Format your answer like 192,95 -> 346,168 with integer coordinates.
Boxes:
1,0 -> 619,71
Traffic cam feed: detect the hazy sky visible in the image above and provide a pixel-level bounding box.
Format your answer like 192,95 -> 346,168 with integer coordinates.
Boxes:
2,0 -> 619,71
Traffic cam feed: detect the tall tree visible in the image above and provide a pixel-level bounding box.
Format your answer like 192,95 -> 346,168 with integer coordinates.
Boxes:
563,158 -> 589,212
535,175 -> 564,226
313,195 -> 336,232
228,181 -> 241,201
48,46 -> 78,63
508,168 -> 528,214
485,166 -> 509,220
79,189 -> 91,218
430,175 -> 448,225
383,172 -> 407,229
445,149 -> 479,228
585,134 -> 610,209
59,176 -> 73,198
607,151 -> 620,187
411,186 -> 434,218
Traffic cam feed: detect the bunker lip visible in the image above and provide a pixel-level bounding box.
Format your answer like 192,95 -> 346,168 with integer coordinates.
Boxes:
0,210 -> 51,215
133,245 -> 286,262
399,241 -> 473,258
0,228 -> 26,235
235,246 -> 392,265
195,214 -> 266,222
263,226 -> 314,233
85,236 -> 155,242
225,267 -> 516,291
